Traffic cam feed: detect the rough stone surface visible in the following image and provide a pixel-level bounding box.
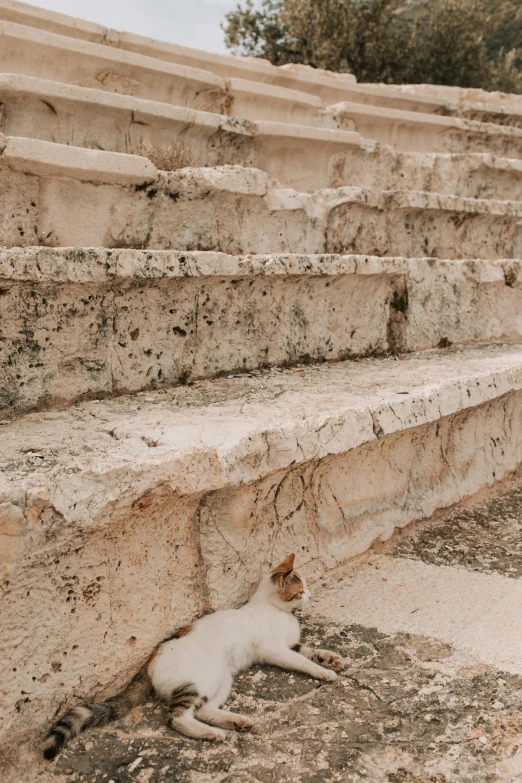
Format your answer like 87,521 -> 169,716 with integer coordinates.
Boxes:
2,156 -> 522,257
392,475 -> 522,580
327,149 -> 522,201
2,249 -> 522,415
454,102 -> 522,129
314,556 -> 522,675
0,20 -> 229,113
0,249 -> 399,415
2,345 -> 522,749
323,100 -> 522,157
4,78 -> 522,195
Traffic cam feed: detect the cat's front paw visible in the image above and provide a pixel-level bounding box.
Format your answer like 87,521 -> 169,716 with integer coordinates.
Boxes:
233,716 -> 255,732
318,668 -> 338,682
314,650 -> 345,671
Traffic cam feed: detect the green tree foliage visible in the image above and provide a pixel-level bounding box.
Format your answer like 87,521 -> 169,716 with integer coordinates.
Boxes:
222,0 -> 522,92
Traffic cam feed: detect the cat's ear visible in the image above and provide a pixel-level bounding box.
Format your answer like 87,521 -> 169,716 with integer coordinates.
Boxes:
270,553 -> 295,587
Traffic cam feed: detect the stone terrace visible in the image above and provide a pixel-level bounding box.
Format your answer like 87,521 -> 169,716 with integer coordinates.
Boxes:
1,1 -> 522,778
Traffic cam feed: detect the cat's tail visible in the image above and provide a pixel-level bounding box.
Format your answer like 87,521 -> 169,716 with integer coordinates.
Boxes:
42,669 -> 152,760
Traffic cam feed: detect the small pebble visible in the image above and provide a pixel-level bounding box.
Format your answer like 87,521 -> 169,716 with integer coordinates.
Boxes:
128,756 -> 143,772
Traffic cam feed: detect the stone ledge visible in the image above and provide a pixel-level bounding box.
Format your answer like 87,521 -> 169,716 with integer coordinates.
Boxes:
2,156 -> 519,256
2,343 -> 522,525
458,101 -> 522,128
394,82 -> 522,114
0,247 -> 518,285
226,77 -> 322,125
0,134 -> 157,184
0,71 -> 229,134
254,119 -> 362,148
0,20 -> 228,113
323,100 -> 522,157
2,249 -> 521,416
0,0 -> 104,41
2,78 -> 522,195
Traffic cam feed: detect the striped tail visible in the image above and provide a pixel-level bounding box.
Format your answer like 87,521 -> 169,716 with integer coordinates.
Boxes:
42,669 -> 152,760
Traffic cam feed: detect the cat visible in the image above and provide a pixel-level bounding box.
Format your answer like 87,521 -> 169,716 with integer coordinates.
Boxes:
43,553 -> 344,759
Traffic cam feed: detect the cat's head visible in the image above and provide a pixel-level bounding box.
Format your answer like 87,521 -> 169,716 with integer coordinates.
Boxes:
266,553 -> 311,612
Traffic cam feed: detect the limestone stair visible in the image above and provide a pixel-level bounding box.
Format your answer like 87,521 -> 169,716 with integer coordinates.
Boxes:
2,247 -> 521,418
4,77 -> 522,195
3,0 -> 522,130
1,137 -> 522,253
0,24 -> 520,160
2,0 -> 522,761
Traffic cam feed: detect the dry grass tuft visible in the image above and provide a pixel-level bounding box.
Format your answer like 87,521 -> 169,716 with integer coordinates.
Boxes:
136,140 -> 194,171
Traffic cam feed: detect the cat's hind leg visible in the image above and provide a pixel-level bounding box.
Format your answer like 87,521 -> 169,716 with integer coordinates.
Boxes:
196,703 -> 255,732
167,683 -> 226,742
196,673 -> 255,732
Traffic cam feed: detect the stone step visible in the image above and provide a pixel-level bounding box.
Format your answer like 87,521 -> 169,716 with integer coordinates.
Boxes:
388,84 -> 522,130
233,68 -> 445,115
382,83 -> 522,131
0,0 -> 364,101
5,500 -> 522,783
3,77 -> 520,179
0,77 -> 364,190
2,342 -> 522,748
0,72 -> 262,166
457,102 -> 522,128
6,0 -> 522,127
2,2 -> 498,119
8,476 -> 522,781
0,19 -> 355,121
323,101 -> 522,158
0,21 -> 229,113
2,247 -> 520,418
0,0 -> 107,42
1,141 -> 520,258
0,20 -> 449,126
393,82 -> 522,116
3,80 -> 521,197
227,77 -> 323,125
0,132 -> 156,183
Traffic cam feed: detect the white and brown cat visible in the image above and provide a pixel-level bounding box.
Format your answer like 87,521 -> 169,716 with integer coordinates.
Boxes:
43,553 -> 343,759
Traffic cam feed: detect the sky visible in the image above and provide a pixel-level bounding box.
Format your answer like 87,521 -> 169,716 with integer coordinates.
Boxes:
31,0 -> 241,54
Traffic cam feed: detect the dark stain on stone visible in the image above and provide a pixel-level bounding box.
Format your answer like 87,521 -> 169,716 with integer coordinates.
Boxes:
392,474 -> 522,579
386,277 -> 409,355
